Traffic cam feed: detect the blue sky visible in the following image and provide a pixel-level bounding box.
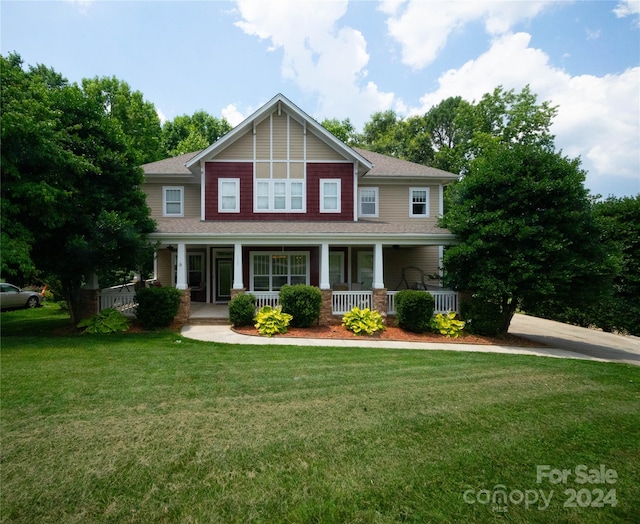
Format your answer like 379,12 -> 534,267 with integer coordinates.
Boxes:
2,0 -> 639,198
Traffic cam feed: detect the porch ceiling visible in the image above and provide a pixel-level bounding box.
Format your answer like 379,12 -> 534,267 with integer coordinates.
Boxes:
150,218 -> 456,246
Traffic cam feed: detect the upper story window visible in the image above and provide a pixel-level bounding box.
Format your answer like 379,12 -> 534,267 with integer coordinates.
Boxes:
410,187 -> 430,217
163,186 -> 184,217
219,178 -> 240,213
359,187 -> 378,218
255,180 -> 304,212
320,179 -> 341,213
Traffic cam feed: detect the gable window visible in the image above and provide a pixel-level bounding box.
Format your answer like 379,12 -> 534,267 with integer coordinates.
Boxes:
163,186 -> 184,217
359,187 -> 378,217
410,188 -> 429,217
251,252 -> 309,291
320,179 -> 341,213
219,178 -> 240,213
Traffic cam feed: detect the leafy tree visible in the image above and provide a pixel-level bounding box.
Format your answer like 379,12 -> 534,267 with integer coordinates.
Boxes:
359,110 -> 405,158
535,195 -> 640,335
1,54 -> 156,323
593,195 -> 640,335
321,117 -> 358,146
162,110 -> 231,156
441,142 -> 614,335
82,76 -> 163,164
424,96 -> 468,173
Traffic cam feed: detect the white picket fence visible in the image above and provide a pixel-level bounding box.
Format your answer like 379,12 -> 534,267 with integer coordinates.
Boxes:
252,291 -> 281,309
331,291 -> 373,314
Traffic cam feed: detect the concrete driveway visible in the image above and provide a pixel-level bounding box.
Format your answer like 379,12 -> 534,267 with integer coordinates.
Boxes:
509,314 -> 640,366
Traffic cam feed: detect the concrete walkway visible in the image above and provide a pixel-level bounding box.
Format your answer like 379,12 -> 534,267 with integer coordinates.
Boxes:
181,314 -> 640,365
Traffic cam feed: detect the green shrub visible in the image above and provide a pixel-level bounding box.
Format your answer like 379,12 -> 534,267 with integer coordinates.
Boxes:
430,311 -> 466,338
279,284 -> 322,327
394,290 -> 435,333
229,293 -> 256,327
77,308 -> 129,334
342,307 -> 386,336
135,286 -> 182,329
254,305 -> 293,337
460,297 -> 502,336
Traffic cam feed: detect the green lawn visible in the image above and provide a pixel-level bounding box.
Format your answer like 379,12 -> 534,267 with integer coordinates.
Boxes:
1,305 -> 639,523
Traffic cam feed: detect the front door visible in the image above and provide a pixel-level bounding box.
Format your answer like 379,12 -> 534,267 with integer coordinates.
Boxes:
216,259 -> 232,302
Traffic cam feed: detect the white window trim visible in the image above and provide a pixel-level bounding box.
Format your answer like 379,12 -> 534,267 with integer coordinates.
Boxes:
320,179 -> 341,213
218,178 -> 240,213
249,251 -> 310,291
409,187 -> 430,218
253,179 -> 306,213
163,186 -> 184,217
359,187 -> 379,218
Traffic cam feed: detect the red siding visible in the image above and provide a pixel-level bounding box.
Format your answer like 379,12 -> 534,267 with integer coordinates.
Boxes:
204,161 -> 354,221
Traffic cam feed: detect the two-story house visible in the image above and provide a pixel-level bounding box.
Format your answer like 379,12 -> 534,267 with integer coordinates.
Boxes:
141,94 -> 459,322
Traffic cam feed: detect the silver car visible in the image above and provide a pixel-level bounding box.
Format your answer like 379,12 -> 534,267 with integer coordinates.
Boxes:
0,283 -> 42,310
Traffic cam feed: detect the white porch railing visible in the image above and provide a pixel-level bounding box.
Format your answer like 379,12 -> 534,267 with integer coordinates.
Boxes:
387,290 -> 459,315
332,291 -> 373,315
252,291 -> 281,309
98,285 -> 137,317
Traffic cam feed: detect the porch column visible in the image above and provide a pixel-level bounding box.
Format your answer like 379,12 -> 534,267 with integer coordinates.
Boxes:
176,242 -> 188,290
372,242 -> 384,289
233,242 -> 244,289
319,243 -> 330,290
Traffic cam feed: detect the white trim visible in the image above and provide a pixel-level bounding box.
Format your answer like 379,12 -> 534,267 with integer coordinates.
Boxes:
359,187 -> 379,218
320,179 -> 341,213
162,186 -> 184,217
439,184 -> 444,217
409,187 -> 430,218
200,161 -> 205,220
218,178 -> 240,213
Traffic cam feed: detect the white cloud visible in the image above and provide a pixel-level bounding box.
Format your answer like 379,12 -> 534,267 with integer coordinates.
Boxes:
234,0 -> 395,126
409,32 -> 640,196
383,0 -> 553,69
64,0 -> 94,15
614,0 -> 640,22
156,108 -> 167,125
221,103 -> 249,127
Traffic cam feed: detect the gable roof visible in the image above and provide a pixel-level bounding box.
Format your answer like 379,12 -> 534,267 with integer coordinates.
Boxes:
184,93 -> 372,175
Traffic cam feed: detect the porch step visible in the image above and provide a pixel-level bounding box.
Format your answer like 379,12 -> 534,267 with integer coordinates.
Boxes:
188,317 -> 231,326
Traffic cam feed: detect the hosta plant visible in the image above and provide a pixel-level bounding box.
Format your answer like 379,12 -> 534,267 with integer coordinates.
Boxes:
254,305 -> 293,337
430,311 -> 466,338
77,308 -> 129,334
342,307 -> 386,336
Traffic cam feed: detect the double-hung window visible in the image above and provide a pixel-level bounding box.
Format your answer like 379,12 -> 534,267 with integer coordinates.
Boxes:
218,178 -> 240,213
410,187 -> 429,217
359,187 -> 378,218
163,186 -> 184,217
320,179 -> 341,213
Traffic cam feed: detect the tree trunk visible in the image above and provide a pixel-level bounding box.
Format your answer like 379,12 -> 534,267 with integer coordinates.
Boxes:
499,295 -> 518,336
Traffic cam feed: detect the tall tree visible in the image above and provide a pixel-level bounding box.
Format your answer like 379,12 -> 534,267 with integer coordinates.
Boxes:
424,96 -> 468,173
1,54 -> 155,323
358,110 -> 405,158
321,117 -> 358,146
162,111 -> 231,157
81,76 -> 164,164
441,142 -> 614,335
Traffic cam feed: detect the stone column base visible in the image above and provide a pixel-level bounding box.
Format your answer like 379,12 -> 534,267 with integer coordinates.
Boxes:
174,288 -> 191,326
319,289 -> 334,326
372,288 -> 388,323
230,288 -> 246,300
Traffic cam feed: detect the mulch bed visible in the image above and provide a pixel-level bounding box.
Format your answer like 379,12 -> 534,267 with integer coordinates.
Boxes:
233,323 -> 541,347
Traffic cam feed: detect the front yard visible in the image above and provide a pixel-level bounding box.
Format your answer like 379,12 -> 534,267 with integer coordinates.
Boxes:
1,305 -> 639,522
